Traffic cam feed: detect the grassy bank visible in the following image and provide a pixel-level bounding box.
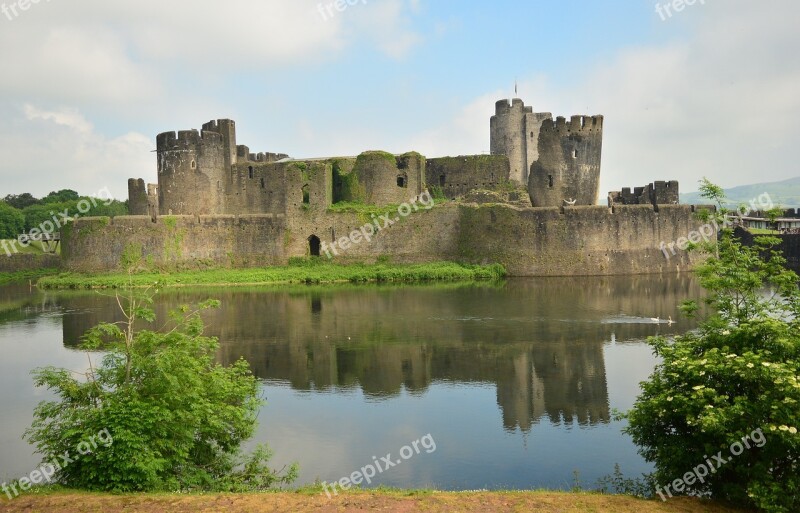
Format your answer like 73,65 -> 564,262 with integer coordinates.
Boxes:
36,261 -> 506,290
0,490 -> 753,513
0,268 -> 60,285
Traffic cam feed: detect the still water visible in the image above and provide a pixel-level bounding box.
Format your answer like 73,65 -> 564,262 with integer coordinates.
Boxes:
0,275 -> 701,490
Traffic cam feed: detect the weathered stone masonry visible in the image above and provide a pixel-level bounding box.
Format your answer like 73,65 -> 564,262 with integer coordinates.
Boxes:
64,97 -> 708,276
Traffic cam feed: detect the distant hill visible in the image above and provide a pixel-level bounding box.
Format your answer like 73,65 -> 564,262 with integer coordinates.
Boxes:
680,177 -> 800,208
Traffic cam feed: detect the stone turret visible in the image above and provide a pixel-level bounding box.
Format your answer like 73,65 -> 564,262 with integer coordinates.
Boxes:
491,98 -> 604,207
528,115 -> 604,208
490,98 -> 552,186
127,178 -> 148,216
155,124 -> 232,215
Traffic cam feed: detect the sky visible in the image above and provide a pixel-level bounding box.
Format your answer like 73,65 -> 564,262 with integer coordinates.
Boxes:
0,0 -> 798,201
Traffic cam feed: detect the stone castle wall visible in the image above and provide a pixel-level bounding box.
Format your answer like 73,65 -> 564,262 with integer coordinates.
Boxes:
456,204 -> 704,276
63,204 -> 708,276
62,215 -> 287,271
426,155 -> 511,200
609,181 -> 679,207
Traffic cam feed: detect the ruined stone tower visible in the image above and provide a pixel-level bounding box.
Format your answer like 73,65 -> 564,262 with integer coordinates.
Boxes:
155,119 -> 235,215
490,98 -> 603,207
490,99 -> 552,186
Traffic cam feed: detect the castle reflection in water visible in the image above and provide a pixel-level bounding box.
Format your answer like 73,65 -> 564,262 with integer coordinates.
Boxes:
57,276 -> 700,433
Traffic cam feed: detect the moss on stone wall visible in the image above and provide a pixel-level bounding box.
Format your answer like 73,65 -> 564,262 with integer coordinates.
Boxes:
162,216 -> 178,230
333,160 -> 366,203
120,242 -> 143,268
360,151 -> 396,165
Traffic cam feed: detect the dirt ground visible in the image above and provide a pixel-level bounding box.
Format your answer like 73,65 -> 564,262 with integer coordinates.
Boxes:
0,491 -> 754,513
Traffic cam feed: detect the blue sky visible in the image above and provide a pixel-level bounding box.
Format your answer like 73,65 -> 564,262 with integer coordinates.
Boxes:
1,0 -> 797,200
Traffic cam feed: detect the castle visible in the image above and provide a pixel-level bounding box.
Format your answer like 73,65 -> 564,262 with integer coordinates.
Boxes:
128,99 -> 609,218
64,98 -> 709,276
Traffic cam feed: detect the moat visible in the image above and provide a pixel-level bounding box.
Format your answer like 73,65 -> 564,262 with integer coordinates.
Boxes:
0,275 -> 701,490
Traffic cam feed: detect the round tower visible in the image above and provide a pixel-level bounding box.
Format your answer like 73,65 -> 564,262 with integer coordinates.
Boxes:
156,129 -> 227,215
528,115 -> 604,207
490,99 -> 529,185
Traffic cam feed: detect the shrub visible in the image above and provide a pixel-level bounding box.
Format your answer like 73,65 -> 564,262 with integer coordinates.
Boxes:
624,179 -> 800,512
24,288 -> 297,492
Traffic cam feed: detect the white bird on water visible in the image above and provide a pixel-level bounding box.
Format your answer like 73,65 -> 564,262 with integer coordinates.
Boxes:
650,316 -> 675,324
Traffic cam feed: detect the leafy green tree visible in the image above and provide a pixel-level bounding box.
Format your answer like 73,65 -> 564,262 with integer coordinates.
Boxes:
3,193 -> 39,210
624,178 -> 800,512
42,189 -> 80,204
87,199 -> 128,218
24,289 -> 297,492
22,198 -> 128,232
764,207 -> 783,233
0,201 -> 25,239
22,201 -> 75,232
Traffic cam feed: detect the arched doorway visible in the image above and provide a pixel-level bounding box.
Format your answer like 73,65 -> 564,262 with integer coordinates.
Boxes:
308,235 -> 321,257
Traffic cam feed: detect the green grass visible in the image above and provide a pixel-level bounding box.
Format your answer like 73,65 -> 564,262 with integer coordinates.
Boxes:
0,268 -> 61,285
37,261 -> 507,290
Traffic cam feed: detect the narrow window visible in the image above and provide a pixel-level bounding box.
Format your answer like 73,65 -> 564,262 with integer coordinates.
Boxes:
439,174 -> 446,187
302,184 -> 310,205
548,175 -> 554,188
191,160 -> 196,169
572,149 -> 578,159
248,166 -> 254,179
260,177 -> 265,189
397,174 -> 408,188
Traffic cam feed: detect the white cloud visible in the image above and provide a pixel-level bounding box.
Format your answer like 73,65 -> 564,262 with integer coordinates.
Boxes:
23,105 -> 93,134
0,105 -> 152,199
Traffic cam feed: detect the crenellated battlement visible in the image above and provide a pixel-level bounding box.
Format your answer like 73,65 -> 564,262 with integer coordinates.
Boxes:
608,180 -> 679,208
201,118 -> 235,134
156,129 -> 223,152
236,144 -> 289,163
493,98 -> 533,116
541,115 -> 604,134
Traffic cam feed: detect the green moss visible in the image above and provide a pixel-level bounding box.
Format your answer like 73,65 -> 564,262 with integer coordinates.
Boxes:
359,150 -> 397,165
73,217 -> 112,239
333,162 -> 366,204
327,202 -> 401,224
428,185 -> 446,200
162,216 -> 178,230
120,242 -> 143,268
